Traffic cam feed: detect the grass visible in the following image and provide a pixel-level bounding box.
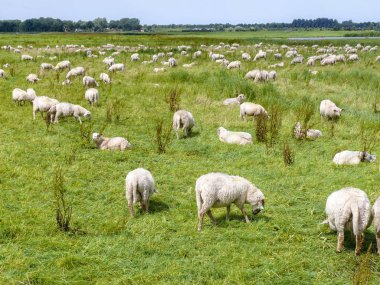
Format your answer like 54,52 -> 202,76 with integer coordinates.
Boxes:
0,32 -> 379,284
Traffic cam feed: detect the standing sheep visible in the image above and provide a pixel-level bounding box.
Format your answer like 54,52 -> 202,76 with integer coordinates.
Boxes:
131,53 -> 140,61
320,99 -> 342,120
83,76 -> 99,87
48,102 -> 91,124
125,168 -> 157,217
55,60 -> 71,71
173,110 -> 195,139
0,69 -> 5,78
92,133 -> 131,151
32,96 -> 59,120
12,88 -> 36,105
168,57 -> 177,67
227,60 -> 241,70
99,73 -> 111,84
195,172 -> 265,231
84,88 -> 99,106
108,63 -> 124,72
240,102 -> 268,121
26,74 -> 39,83
217,127 -> 252,145
66,66 -> 85,79
323,187 -> 372,255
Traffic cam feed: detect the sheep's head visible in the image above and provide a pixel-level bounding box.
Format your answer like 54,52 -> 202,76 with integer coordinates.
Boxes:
92,132 -> 103,142
237,94 -> 246,103
333,107 -> 342,116
84,111 -> 91,120
363,152 -> 376,163
217,127 -> 227,137
246,188 -> 265,215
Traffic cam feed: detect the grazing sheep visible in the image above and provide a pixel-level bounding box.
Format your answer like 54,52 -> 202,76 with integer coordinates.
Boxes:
323,187 -> 372,255
255,70 -> 269,83
108,63 -> 124,72
152,54 -> 159,62
227,60 -> 241,69
173,110 -> 195,139
83,76 -> 99,87
244,69 -> 260,80
268,62 -> 284,68
66,66 -> 85,79
26,74 -> 39,83
183,63 -> 195,68
0,69 -> 5,78
335,54 -> 346,63
32,96 -> 59,120
99,73 -> 111,84
240,102 -> 268,121
285,50 -> 298,58
195,172 -> 265,231
102,57 -> 114,66
21,54 -> 33,61
12,88 -> 36,105
211,53 -> 224,61
349,54 -> 359,61
92,132 -> 131,151
41,63 -> 54,70
291,56 -> 304,64
274,53 -> 282,59
168,57 -> 177,67
253,50 -> 266,61
48,102 -> 91,124
293,122 -> 322,139
320,99 -> 342,119
268,70 -> 277,80
131,53 -> 140,61
125,168 -> 157,217
193,51 -> 202,58
217,127 -> 252,145
223,94 -> 246,105
307,58 -> 316,66
321,55 -> 336,66
333,150 -> 376,165
376,56 -> 380,62
84,88 -> 99,106
242,53 -> 251,60
372,197 -> 380,254
55,60 -> 71,70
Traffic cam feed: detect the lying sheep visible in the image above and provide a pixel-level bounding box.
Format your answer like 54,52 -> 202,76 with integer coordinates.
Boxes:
195,172 -> 265,231
227,60 -> 241,69
33,96 -> 59,120
183,63 -> 195,68
48,102 -> 91,124
333,150 -> 376,165
240,102 -> 268,121
320,99 -> 342,119
12,88 -> 36,105
83,76 -> 99,87
84,88 -> 99,106
217,127 -> 252,145
372,197 -> 380,254
99,73 -> 111,84
92,132 -> 131,151
173,110 -> 195,139
323,187 -> 372,255
153,67 -> 166,73
66,66 -> 85,79
125,168 -> 157,217
293,122 -> 322,139
26,74 -> 39,83
109,63 -> 124,72
62,79 -> 72,85
223,94 -> 246,105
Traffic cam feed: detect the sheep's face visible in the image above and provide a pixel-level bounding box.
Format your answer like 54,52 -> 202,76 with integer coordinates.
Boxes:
84,111 -> 91,119
92,133 -> 101,141
247,189 -> 265,215
363,152 -> 376,163
237,94 -> 246,103
333,108 -> 342,116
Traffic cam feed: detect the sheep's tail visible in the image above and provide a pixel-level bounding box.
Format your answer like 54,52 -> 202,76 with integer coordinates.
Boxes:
351,203 -> 360,236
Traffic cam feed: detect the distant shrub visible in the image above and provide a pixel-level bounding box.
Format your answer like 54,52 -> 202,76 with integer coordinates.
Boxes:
283,142 -> 295,165
255,113 -> 267,143
105,98 -> 122,123
166,88 -> 181,112
155,119 -> 172,154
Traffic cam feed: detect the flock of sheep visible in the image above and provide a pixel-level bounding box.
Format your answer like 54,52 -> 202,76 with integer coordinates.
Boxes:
0,39 -> 378,255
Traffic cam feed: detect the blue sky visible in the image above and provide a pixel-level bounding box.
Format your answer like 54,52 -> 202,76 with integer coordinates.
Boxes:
0,0 -> 379,24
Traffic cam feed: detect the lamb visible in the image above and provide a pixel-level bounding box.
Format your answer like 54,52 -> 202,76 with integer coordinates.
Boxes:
227,60 -> 241,69
12,88 -> 36,105
168,57 -> 177,67
320,99 -> 342,119
55,60 -> 71,70
32,96 -> 59,120
293,122 -> 322,139
217,127 -> 252,145
242,53 -> 251,60
108,63 -> 124,72
253,50 -> 266,61
48,102 -> 91,124
372,197 -> 380,254
92,132 -> 131,151
41,63 -> 54,70
84,88 -> 99,106
21,54 -> 33,61
125,168 -> 157,217
83,76 -> 99,87
333,150 -> 376,165
130,53 -> 140,61
323,187 -> 372,255
99,73 -> 111,84
173,110 -> 195,139
66,66 -> 85,79
26,74 -> 39,83
0,69 -> 5,78
223,94 -> 246,105
195,172 -> 265,231
240,102 -> 268,121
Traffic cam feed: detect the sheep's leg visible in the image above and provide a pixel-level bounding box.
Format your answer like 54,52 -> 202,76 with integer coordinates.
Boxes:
206,210 -> 217,225
33,109 -> 36,120
140,202 -> 146,212
175,129 -> 179,140
355,233 -> 364,256
238,206 -> 250,223
226,205 -> 231,221
197,211 -> 205,231
128,202 -> 134,218
376,233 -> 380,255
337,232 -> 344,253
78,117 -> 82,124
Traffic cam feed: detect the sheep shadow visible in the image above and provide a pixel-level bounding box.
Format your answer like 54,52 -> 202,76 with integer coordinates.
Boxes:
208,213 -> 271,228
146,200 -> 170,214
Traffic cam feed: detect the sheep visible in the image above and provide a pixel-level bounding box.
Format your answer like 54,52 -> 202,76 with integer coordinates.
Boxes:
168,57 -> 177,67
102,57 -> 114,66
253,50 -> 266,61
21,54 -> 33,61
173,110 -> 195,139
26,74 -> 39,83
180,51 -> 188,56
293,122 -> 322,139
215,59 -> 229,66
153,67 -> 166,73
195,172 -> 265,231
240,102 -> 268,121
3,63 -> 10,68
12,88 -> 36,105
242,53 -> 251,60
62,79 -> 72,85
99,73 -> 111,84
40,63 -> 54,70
348,54 -> 359,61
66,66 -> 85,79
274,53 -> 282,59
131,53 -> 140,61
211,53 -> 224,61
32,96 -> 59,120
335,54 -> 346,63
268,70 -> 277,80
0,69 -> 5,78
152,54 -> 159,62
92,132 -> 131,151
217,127 -> 252,145
372,197 -> 380,254
55,60 -> 71,70
183,63 -> 195,68
83,76 -> 99,87
193,51 -> 202,58
48,102 -> 91,124
285,50 -> 298,58
125,168 -> 157,217
320,99 -> 342,119
268,62 -> 284,68
323,187 -> 372,255
244,69 -> 260,80
376,56 -> 380,62
321,55 -> 336,66
333,150 -> 376,165
307,58 -> 316,66
227,60 -> 241,69
291,56 -> 304,64
223,94 -> 246,105
254,70 -> 269,83
108,63 -> 124,72
84,88 -> 99,106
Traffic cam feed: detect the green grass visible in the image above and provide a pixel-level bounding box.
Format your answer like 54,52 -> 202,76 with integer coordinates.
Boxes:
0,32 -> 379,284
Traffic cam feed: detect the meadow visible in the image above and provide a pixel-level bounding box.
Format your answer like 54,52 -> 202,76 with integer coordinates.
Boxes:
0,32 -> 379,284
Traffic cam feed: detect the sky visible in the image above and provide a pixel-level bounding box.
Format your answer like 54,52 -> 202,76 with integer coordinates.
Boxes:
0,0 -> 379,24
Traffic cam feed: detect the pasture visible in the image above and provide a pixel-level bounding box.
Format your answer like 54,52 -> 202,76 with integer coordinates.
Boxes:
0,32 -> 379,284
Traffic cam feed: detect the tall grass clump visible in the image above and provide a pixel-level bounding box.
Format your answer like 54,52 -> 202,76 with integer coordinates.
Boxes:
352,245 -> 373,285
79,121 -> 94,147
283,142 -> 295,165
166,88 -> 181,112
105,98 -> 122,123
266,105 -> 282,149
154,118 -> 172,154
255,114 -> 267,143
53,166 -> 72,232
294,98 -> 315,140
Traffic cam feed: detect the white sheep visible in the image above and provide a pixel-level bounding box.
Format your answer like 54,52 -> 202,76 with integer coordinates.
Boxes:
153,67 -> 166,73
242,53 -> 251,60
183,63 -> 195,68
66,66 -> 85,79
333,150 -> 376,165
240,102 -> 268,121
227,60 -> 241,69
348,54 -> 359,61
195,172 -> 265,231
55,60 -> 71,70
253,50 -> 266,61
323,187 -> 372,255
223,94 -> 246,105
173,110 -> 195,139
131,53 -> 140,61
274,53 -> 282,59
372,197 -> 380,254
293,122 -> 322,139
26,74 -> 39,83
193,51 -> 202,58
217,127 -> 252,145
21,54 -> 33,61
102,57 -> 114,66
321,55 -> 336,66
307,58 -> 316,66
12,88 -> 36,105
108,63 -> 124,72
291,56 -> 304,64
99,73 -> 111,84
40,63 -> 54,70
92,132 -> 131,151
268,70 -> 277,80
83,76 -> 99,88
84,88 -> 99,106
32,96 -> 59,120
320,99 -> 342,119
48,102 -> 91,124
152,54 -> 159,62
125,168 -> 157,217
168,57 -> 177,67
0,69 -> 5,78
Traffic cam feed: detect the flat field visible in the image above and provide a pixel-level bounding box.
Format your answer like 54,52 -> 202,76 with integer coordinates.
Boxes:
0,32 -> 379,284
